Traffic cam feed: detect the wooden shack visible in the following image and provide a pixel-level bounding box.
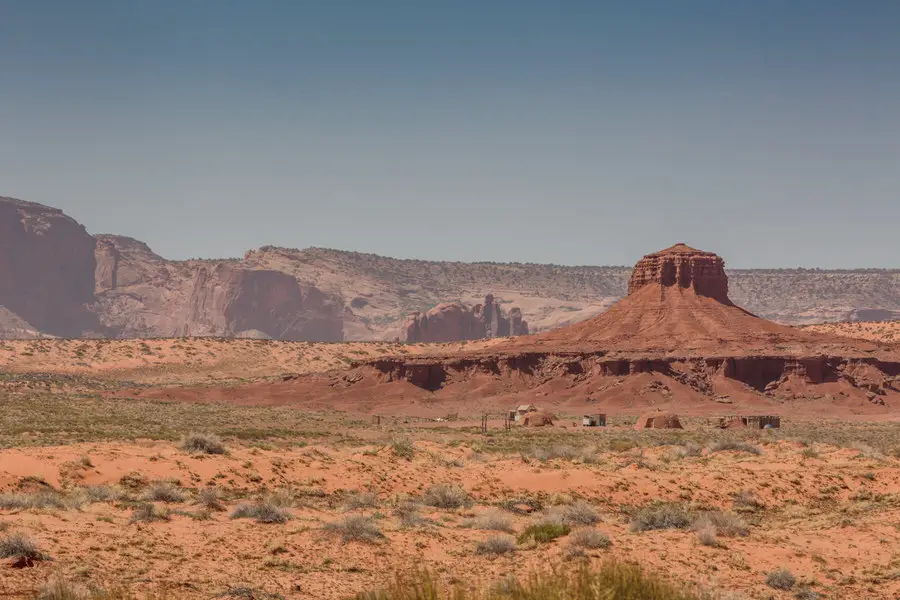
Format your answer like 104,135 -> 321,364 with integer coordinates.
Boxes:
582,414 -> 607,427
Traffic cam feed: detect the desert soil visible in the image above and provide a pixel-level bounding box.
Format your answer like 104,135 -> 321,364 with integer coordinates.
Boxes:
1,345 -> 900,599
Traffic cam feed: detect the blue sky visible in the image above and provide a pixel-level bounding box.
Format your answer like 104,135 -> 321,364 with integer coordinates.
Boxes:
1,1 -> 898,268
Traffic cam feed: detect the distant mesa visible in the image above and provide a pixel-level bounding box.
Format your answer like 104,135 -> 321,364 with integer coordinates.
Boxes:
403,294 -> 528,343
627,243 -> 730,303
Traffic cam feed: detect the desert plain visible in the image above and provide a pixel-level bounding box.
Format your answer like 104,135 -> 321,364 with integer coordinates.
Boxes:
1,245 -> 900,599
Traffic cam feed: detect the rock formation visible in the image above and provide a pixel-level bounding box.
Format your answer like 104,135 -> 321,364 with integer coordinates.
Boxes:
0,197 -> 347,341
403,294 -> 528,342
627,243 -> 729,302
273,243 -> 900,419
0,197 -> 100,337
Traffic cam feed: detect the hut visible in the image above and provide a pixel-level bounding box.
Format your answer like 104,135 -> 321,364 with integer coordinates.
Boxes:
740,415 -> 781,429
634,411 -> 682,430
522,410 -> 554,427
582,414 -> 607,427
513,404 -> 537,422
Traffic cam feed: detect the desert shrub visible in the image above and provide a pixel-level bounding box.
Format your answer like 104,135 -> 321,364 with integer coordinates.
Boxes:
325,515 -> 385,543
695,525 -> 719,547
475,535 -> 516,555
179,433 -> 226,455
231,502 -> 290,524
532,444 -> 579,461
692,511 -> 748,537
391,439 -> 415,460
129,502 -> 171,524
518,522 -> 570,544
708,439 -> 761,455
0,533 -> 48,561
35,576 -> 82,600
463,510 -> 514,533
800,447 -> 820,459
142,481 -> 186,503
766,569 -> 796,590
196,487 -> 225,511
80,485 -> 119,503
630,503 -> 693,532
354,561 -> 700,600
671,442 -> 702,459
394,501 -> 425,527
545,501 -> 601,526
265,488 -> 298,508
568,527 -> 611,550
731,490 -> 763,512
214,587 -> 285,600
344,491 -> 380,511
0,491 -> 67,511
422,484 -> 471,509
793,585 -> 821,600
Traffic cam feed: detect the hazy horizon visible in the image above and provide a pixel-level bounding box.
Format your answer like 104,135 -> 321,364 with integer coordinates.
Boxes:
2,1 -> 899,269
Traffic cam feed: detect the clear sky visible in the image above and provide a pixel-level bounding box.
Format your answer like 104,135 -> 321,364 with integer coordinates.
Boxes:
1,1 -> 898,268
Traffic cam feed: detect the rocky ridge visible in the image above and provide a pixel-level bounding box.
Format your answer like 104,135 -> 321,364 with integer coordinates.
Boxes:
403,294 -> 528,342
2,196 -> 900,341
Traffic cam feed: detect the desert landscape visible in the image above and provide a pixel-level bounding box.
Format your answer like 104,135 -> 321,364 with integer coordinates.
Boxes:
1,243 -> 899,599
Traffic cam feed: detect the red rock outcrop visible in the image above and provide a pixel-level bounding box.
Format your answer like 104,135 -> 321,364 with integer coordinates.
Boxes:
403,294 -> 528,342
628,243 -> 729,302
272,243 -> 900,418
0,197 -> 100,337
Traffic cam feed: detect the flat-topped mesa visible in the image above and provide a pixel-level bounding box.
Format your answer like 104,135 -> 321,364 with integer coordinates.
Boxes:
627,243 -> 730,303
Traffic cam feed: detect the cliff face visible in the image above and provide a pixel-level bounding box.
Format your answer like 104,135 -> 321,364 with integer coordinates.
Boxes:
0,198 -> 346,340
403,294 -> 528,342
0,198 -> 100,337
182,264 -> 343,341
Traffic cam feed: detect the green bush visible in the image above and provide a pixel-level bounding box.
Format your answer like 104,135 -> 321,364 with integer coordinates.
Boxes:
517,522 -> 570,544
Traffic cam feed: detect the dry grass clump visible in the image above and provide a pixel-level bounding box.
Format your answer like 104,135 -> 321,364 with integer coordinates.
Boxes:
79,485 -> 120,503
422,483 -> 472,509
354,561 -> 701,599
708,438 -> 761,455
0,491 -> 67,511
179,432 -> 226,455
394,501 -> 425,527
544,501 -> 601,527
671,442 -> 702,459
196,487 -> 225,511
630,503 -> 693,532
475,535 -> 516,555
692,511 -> 749,538
731,490 -> 764,513
231,501 -> 291,524
695,525 -> 719,547
0,533 -> 49,561
129,503 -> 171,524
325,515 -> 385,543
765,569 -> 796,590
464,510 -> 515,533
532,444 -> 578,461
391,438 -> 415,460
344,491 -> 380,511
567,527 -> 611,550
141,481 -> 186,503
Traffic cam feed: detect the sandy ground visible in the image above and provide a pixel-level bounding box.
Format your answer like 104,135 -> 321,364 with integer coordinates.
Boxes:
0,430 -> 898,599
0,338 -> 499,385
804,321 -> 900,344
